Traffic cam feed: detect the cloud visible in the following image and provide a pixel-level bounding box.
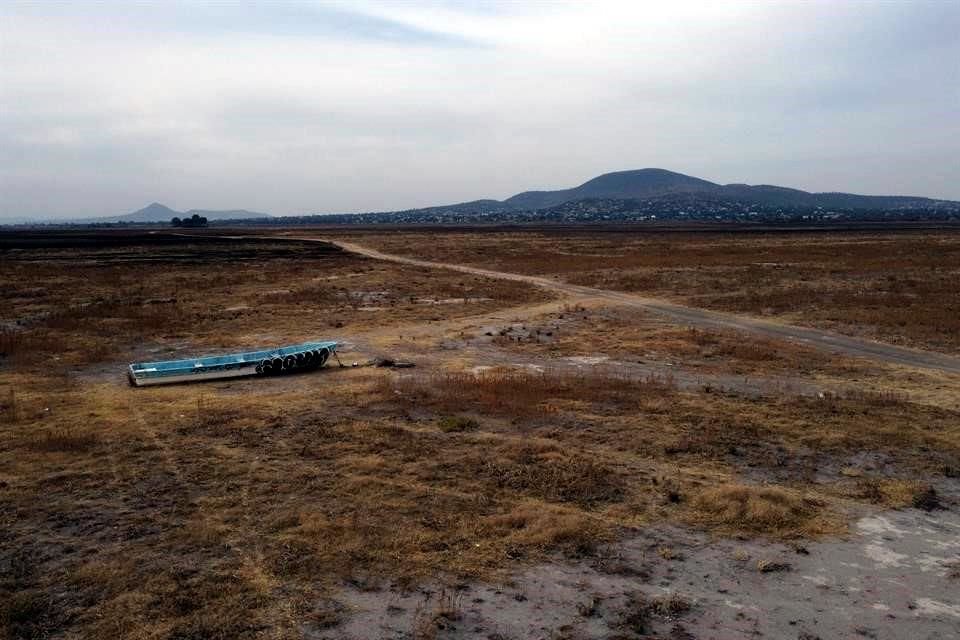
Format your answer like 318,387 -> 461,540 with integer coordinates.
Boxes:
1,0 -> 958,219
3,0 -> 482,47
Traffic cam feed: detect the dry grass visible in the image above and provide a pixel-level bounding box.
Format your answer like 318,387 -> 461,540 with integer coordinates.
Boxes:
479,302 -> 868,378
411,586 -> 463,639
383,368 -> 676,419
482,503 -> 613,558
436,415 -> 479,432
0,233 -> 550,371
28,428 -> 100,452
650,591 -> 693,617
849,477 -> 942,510
616,590 -> 692,634
0,388 -> 19,422
476,445 -> 626,507
686,484 -> 839,538
336,229 -> 960,352
756,558 -> 793,573
2,229 -> 957,638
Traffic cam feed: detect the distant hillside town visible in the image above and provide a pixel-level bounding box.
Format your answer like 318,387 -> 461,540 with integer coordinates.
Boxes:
251,169 -> 960,225
5,169 -> 959,227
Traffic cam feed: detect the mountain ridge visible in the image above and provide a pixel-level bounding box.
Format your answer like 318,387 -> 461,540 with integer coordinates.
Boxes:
504,168 -> 720,209
297,168 -> 959,224
499,168 -> 950,212
4,168 -> 957,225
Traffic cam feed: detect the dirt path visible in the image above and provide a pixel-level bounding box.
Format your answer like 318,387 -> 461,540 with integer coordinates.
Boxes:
308,238 -> 960,375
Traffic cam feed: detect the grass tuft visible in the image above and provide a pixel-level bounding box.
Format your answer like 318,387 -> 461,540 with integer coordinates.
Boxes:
29,428 -> 100,452
483,503 -> 612,558
852,477 -> 942,511
687,483 -> 838,538
478,446 -> 625,507
437,415 -> 479,433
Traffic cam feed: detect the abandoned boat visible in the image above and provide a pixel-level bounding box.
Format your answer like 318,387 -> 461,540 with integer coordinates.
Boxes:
128,340 -> 338,386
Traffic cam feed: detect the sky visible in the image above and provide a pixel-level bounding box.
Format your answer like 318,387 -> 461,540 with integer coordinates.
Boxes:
1,0 -> 958,219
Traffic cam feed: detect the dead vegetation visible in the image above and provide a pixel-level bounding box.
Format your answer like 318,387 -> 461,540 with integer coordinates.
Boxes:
847,477 -> 943,511
479,302 -> 869,378
338,229 -> 960,352
686,484 -> 837,538
616,590 -> 692,634
0,233 -> 550,371
28,428 -> 100,452
411,586 -> 463,639
477,445 -> 626,507
383,368 -> 676,419
436,415 -> 479,432
2,229 -> 957,638
756,558 -> 793,573
0,388 -> 19,422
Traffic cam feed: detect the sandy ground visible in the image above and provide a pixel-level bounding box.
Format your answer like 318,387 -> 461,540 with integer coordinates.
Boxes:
316,503 -> 960,639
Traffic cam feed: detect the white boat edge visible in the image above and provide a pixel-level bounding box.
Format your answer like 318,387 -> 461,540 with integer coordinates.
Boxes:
129,365 -> 258,387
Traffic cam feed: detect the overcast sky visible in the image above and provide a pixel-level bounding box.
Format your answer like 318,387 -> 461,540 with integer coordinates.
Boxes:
2,0 -> 958,219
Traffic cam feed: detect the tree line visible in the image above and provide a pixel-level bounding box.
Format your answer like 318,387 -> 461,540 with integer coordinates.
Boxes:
171,214 -> 208,228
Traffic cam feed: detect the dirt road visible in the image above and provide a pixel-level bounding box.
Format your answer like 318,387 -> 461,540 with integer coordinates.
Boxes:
312,238 -> 960,375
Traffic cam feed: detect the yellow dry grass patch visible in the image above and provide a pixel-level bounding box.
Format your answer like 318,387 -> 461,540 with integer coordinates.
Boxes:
847,476 -> 940,510
686,483 -> 844,538
481,502 -> 614,556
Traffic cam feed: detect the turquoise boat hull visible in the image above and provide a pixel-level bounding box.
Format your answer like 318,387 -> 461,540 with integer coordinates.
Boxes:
128,341 -> 338,386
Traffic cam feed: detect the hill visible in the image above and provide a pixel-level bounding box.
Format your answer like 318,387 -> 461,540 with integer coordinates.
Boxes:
289,169 -> 958,225
119,202 -> 181,223
505,168 -> 719,209
503,168 -> 949,212
84,203 -> 273,223
6,169 -> 957,227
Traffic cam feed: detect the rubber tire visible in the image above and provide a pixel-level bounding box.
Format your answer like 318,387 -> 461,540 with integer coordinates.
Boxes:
272,357 -> 283,372
283,355 -> 296,370
317,348 -> 329,367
